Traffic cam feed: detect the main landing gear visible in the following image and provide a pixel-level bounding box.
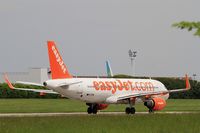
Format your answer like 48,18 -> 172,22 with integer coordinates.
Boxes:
125,107 -> 135,114
86,103 -> 98,114
125,99 -> 136,114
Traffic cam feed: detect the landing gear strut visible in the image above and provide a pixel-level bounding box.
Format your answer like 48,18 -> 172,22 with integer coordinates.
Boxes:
86,103 -> 98,114
144,100 -> 155,114
148,108 -> 154,113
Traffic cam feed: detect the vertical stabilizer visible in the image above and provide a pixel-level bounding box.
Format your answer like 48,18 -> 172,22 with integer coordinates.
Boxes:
47,41 -> 72,79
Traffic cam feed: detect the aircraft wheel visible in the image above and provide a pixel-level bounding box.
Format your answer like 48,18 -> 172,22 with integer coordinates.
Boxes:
125,107 -> 131,114
87,107 -> 93,114
92,108 -> 98,114
130,107 -> 136,114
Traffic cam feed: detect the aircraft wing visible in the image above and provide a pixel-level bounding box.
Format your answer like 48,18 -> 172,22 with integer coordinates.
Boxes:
168,74 -> 191,93
3,74 -> 58,94
106,74 -> 191,103
106,91 -> 169,103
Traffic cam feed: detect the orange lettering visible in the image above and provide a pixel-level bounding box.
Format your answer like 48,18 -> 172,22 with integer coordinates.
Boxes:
110,81 -> 117,94
99,81 -> 106,90
117,80 -> 123,91
135,82 -> 141,91
147,82 -> 154,91
140,82 -> 147,91
105,81 -> 112,91
128,80 -> 133,90
93,81 -> 99,90
123,82 -> 129,91
93,80 -> 154,94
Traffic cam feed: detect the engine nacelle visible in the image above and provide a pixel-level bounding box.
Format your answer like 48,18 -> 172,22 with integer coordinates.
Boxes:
97,104 -> 109,110
144,97 -> 166,111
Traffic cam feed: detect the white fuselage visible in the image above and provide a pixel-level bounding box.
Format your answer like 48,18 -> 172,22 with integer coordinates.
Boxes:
45,78 -> 169,104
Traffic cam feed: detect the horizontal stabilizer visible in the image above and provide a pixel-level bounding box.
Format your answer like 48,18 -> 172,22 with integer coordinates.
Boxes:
16,81 -> 43,87
3,74 -> 58,94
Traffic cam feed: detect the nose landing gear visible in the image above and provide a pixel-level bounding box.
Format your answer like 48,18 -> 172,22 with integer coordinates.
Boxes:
148,108 -> 154,113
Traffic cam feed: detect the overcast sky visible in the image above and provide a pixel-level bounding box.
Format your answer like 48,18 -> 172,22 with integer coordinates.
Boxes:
0,0 -> 200,79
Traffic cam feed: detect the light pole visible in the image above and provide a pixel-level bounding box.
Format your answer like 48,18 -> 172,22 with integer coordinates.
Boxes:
193,74 -> 196,80
128,50 -> 137,76
193,74 -> 197,86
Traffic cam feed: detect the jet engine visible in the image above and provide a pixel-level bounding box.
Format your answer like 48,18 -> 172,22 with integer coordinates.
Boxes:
144,97 -> 166,111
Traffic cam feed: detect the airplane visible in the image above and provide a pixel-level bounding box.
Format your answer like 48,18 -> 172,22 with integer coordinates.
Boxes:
4,41 -> 191,114
106,60 -> 113,77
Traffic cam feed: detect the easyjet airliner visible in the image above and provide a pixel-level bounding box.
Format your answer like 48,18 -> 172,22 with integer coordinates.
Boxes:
4,41 -> 191,114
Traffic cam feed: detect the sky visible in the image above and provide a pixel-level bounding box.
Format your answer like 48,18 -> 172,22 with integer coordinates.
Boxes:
0,0 -> 200,79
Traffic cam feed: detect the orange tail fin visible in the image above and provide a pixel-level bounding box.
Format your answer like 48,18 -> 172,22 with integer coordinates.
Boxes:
185,74 -> 191,90
47,41 -> 72,79
4,74 -> 14,90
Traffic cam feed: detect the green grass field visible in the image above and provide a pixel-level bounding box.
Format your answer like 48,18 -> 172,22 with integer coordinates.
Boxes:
0,99 -> 200,133
0,99 -> 200,113
0,114 -> 200,133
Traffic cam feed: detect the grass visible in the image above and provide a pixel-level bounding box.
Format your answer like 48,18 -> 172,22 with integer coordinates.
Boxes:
0,114 -> 200,133
0,99 -> 200,113
0,99 -> 200,133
